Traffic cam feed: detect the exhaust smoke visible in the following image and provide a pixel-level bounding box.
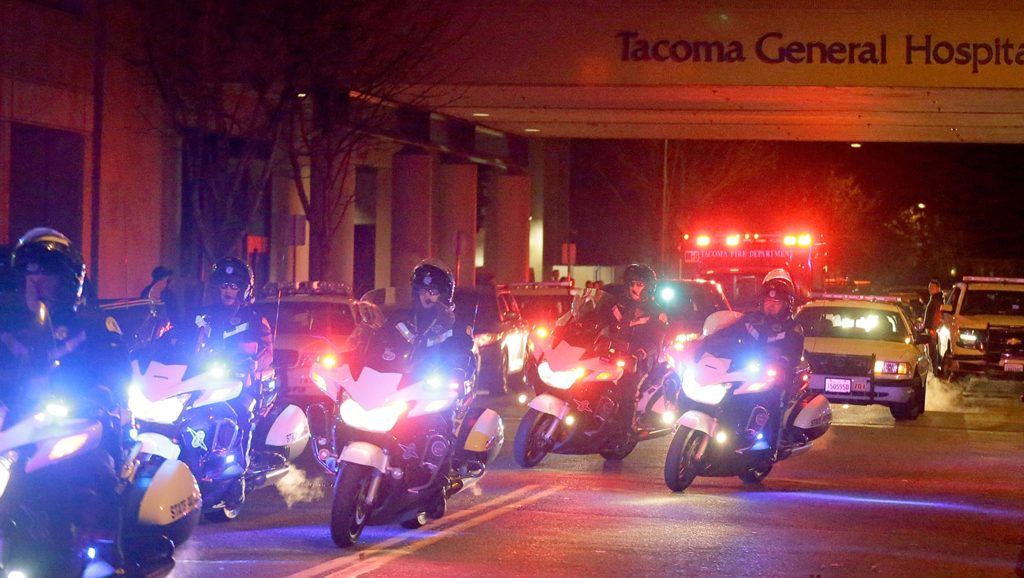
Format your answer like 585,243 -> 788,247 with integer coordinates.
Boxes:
274,465 -> 327,508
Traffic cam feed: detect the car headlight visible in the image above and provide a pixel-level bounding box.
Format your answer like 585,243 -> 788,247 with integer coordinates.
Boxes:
537,361 -> 585,390
128,384 -> 188,424
339,398 -> 407,433
957,329 -> 981,349
874,360 -> 911,376
681,367 -> 729,405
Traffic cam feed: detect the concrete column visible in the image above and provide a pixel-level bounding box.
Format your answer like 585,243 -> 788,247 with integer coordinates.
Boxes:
391,148 -> 433,301
486,172 -> 532,284
323,163 -> 356,287
541,139 -> 571,279
436,161 -> 478,287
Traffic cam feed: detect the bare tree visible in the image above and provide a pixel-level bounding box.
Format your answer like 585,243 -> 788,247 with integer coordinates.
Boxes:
134,0 -> 301,269
282,1 -> 465,281
133,0 -> 467,281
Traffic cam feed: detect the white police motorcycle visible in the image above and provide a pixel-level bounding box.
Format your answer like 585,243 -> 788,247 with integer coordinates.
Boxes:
129,328 -> 309,522
664,311 -> 833,492
307,302 -> 504,548
0,390 -> 201,577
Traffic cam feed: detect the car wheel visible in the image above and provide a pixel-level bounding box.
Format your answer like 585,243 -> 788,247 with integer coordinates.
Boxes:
492,350 -> 510,395
890,375 -> 924,421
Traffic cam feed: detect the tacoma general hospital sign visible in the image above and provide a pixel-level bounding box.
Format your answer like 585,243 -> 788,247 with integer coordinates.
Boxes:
618,31 -> 1024,74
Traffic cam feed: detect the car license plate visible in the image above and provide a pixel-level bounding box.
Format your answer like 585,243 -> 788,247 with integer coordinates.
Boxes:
1005,363 -> 1023,372
825,378 -> 852,393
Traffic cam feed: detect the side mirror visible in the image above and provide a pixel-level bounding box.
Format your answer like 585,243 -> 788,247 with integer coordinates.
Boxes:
914,332 -> 931,345
940,304 -> 953,313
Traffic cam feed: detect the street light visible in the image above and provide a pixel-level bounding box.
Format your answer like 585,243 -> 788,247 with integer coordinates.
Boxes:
917,202 -> 926,209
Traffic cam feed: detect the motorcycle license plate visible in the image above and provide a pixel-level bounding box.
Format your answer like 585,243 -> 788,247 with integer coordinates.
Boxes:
824,378 -> 852,393
1004,363 -> 1023,372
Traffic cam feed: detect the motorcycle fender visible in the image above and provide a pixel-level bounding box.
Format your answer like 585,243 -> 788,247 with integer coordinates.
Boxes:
340,441 -> 389,473
464,408 -> 504,453
138,432 -> 181,461
137,459 -> 202,526
527,393 -> 570,419
674,410 -> 717,437
793,393 -> 833,431
26,420 -> 104,474
264,404 -> 311,461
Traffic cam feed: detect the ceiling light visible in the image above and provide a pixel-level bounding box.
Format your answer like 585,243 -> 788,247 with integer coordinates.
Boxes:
472,112 -> 490,117
524,128 -> 541,133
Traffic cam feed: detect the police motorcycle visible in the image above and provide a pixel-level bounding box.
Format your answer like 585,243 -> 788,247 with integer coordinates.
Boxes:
128,320 -> 310,522
513,289 -> 680,468
306,301 -> 504,548
0,382 -> 201,577
663,311 -> 833,492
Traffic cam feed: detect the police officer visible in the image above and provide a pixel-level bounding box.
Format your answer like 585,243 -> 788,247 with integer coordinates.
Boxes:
608,264 -> 668,429
701,268 -> 804,449
392,261 -> 474,376
0,229 -> 130,568
0,228 -> 129,411
195,257 -> 273,504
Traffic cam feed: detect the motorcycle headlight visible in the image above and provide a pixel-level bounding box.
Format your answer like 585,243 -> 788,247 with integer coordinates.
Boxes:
0,451 -> 17,499
681,367 -> 729,405
128,384 -> 188,424
339,398 -> 407,433
48,433 -> 90,461
537,361 -> 585,390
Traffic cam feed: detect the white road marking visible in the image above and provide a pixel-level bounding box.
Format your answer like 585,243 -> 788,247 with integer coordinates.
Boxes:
336,485 -> 564,576
287,484 -> 548,578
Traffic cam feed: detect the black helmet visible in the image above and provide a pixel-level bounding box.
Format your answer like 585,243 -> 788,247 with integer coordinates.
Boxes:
209,257 -> 255,304
623,263 -> 657,300
411,260 -> 454,307
11,228 -> 86,311
761,268 -> 796,316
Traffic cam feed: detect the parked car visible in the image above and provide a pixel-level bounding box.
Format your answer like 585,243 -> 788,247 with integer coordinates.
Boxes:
656,279 -> 732,349
454,285 -> 530,394
506,281 -> 576,329
936,276 -> 1024,381
796,295 -> 931,420
254,291 -> 359,399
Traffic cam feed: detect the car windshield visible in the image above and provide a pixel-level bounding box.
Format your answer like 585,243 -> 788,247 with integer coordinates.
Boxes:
797,307 -> 908,343
453,289 -> 500,333
658,282 -> 729,324
960,289 -> 1024,316
514,294 -> 574,324
257,301 -> 356,336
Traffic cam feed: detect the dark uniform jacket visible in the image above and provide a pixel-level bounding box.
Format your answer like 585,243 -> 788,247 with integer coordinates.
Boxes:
702,311 -> 805,370
0,294 -> 130,415
197,305 -> 274,373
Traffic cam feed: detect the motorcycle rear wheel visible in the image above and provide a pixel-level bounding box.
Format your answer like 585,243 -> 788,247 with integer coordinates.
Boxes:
664,426 -> 707,492
330,463 -> 373,548
513,408 -> 556,468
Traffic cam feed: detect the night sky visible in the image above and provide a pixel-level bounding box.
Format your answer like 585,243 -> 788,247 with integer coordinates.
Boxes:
570,140 -> 1024,281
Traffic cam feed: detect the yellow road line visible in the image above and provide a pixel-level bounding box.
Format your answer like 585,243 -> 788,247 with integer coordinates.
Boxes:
287,483 -> 545,578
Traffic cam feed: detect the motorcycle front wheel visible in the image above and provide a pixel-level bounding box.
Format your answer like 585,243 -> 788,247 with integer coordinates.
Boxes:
330,463 -> 374,548
664,426 -> 708,492
513,408 -> 557,468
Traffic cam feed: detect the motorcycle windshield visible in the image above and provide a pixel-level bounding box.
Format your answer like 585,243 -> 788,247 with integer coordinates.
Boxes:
342,302 -> 452,386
